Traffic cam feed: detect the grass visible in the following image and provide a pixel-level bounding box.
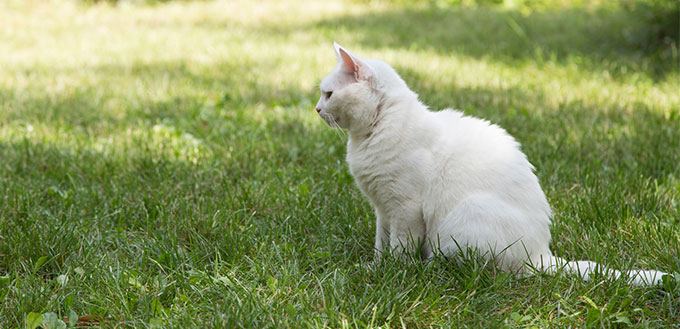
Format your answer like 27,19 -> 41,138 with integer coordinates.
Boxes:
1,0 -> 679,327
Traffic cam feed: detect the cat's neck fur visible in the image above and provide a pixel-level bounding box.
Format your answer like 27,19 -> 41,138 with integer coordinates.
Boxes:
348,82 -> 421,144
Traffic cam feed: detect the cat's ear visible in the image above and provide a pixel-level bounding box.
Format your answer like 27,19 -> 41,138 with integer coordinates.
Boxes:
333,42 -> 374,82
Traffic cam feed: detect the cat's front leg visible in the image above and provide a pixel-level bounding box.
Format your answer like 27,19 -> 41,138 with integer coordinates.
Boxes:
374,211 -> 389,260
386,206 -> 425,258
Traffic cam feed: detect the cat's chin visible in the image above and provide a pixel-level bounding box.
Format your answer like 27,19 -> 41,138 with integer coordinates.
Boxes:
320,114 -> 342,128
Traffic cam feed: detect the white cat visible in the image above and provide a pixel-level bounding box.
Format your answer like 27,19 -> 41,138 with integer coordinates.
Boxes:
316,43 -> 668,286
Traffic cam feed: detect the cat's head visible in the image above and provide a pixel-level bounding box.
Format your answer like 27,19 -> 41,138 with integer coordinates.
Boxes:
316,43 -> 410,134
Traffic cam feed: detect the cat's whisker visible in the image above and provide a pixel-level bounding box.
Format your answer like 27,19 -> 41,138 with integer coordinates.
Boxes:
335,120 -> 348,139
333,120 -> 346,139
328,116 -> 346,140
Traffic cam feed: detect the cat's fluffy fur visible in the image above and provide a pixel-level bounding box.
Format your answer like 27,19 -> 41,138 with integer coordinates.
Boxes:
316,43 -> 668,285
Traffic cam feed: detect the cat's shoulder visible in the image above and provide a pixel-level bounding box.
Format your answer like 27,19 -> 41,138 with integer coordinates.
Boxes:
429,108 -> 485,127
427,108 -> 464,121
429,108 -> 516,141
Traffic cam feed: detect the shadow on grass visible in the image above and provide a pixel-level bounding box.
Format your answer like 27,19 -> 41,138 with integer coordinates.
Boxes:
308,5 -> 676,79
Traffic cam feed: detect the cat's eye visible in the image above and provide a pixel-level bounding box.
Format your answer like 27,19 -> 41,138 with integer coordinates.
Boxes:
324,91 -> 333,99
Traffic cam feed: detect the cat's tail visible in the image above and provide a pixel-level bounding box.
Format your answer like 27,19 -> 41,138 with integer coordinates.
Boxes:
534,255 -> 667,286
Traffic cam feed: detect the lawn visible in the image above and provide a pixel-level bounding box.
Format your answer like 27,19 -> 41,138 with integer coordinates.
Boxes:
1,0 -> 679,327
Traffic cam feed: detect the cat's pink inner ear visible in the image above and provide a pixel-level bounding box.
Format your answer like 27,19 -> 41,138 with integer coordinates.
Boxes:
338,48 -> 359,76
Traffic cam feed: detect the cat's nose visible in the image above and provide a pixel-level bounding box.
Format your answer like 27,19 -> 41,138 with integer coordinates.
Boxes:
315,107 -> 321,113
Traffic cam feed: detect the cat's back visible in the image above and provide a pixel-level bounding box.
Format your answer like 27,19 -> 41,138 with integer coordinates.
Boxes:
425,108 -> 521,156
422,108 -> 549,216
422,108 -> 539,190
